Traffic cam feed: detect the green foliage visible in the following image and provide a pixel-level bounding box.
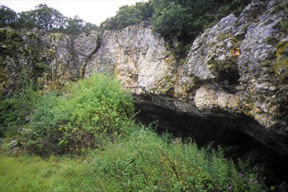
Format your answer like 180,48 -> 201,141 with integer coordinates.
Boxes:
0,4 -> 99,35
0,5 -> 18,28
0,154 -> 85,192
151,0 -> 251,41
26,73 -> 135,155
101,2 -> 153,30
0,87 -> 40,137
64,16 -> 98,35
0,128 -> 267,192
17,4 -> 66,32
76,127 -> 266,192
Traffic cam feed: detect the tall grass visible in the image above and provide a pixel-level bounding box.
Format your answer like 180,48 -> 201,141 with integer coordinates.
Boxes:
77,127 -> 266,192
0,154 -> 81,192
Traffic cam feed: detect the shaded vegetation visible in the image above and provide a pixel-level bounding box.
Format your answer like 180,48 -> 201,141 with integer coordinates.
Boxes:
0,27 -> 51,94
100,2 -> 153,30
0,5 -> 18,28
0,87 -> 39,137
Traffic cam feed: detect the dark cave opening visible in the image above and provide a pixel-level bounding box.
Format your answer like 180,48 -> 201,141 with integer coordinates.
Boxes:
135,102 -> 288,190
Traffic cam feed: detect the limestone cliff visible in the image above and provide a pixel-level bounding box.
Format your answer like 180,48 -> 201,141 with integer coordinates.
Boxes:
0,0 -> 287,155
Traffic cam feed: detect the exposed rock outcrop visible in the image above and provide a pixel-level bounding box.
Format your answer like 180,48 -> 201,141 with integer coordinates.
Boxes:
85,23 -> 176,95
0,0 -> 287,155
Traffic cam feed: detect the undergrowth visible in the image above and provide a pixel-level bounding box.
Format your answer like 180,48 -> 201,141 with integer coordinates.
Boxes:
26,73 -> 135,155
0,127 -> 267,192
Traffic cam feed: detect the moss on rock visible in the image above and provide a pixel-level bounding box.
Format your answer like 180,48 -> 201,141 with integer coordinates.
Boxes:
274,39 -> 288,80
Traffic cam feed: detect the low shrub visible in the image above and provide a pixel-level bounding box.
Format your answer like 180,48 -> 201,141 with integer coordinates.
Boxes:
26,73 -> 135,155
0,127 -> 268,192
0,87 -> 40,137
65,127 -> 267,192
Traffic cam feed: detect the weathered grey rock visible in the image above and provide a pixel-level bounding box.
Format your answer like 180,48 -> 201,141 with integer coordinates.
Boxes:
74,31 -> 98,57
182,14 -> 238,81
85,23 -> 176,95
175,14 -> 241,98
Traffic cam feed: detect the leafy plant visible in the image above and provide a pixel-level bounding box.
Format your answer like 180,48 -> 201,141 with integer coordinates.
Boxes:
26,73 -> 135,155
0,125 -> 268,192
67,127 -> 267,192
0,5 -> 18,28
0,87 -> 40,137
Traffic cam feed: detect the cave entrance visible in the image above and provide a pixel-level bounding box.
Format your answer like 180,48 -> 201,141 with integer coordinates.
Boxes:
135,101 -> 288,189
135,102 -> 260,157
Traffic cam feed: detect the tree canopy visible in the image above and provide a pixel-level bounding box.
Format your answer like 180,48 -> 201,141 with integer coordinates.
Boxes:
64,16 -> 98,35
17,4 -> 66,32
0,5 -> 18,28
101,2 -> 153,30
0,4 -> 98,35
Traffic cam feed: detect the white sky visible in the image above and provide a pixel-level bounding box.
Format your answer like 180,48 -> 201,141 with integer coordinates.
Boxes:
0,0 -> 148,25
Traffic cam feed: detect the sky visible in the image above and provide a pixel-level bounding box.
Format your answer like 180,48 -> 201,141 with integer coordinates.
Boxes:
0,0 -> 148,25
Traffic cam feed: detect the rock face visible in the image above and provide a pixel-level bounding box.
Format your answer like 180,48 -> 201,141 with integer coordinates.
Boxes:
0,29 -> 98,91
85,23 -> 176,95
1,0 -> 287,155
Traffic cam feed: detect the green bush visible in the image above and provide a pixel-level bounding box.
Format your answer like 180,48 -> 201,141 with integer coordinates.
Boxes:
100,2 -> 153,30
64,127 -> 267,192
0,127 -> 268,192
0,87 -> 40,137
27,73 -> 135,155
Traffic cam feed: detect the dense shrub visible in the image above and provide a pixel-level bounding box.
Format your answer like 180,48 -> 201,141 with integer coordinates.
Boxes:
0,5 -> 18,28
0,128 -> 268,191
26,73 -> 135,155
0,88 -> 39,137
100,2 -> 153,30
64,127 -> 267,192
0,4 -> 98,35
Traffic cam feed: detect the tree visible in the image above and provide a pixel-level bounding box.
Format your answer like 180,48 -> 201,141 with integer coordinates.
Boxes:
64,16 -> 98,35
0,5 -> 18,28
17,4 -> 66,32
101,2 -> 153,31
64,16 -> 85,35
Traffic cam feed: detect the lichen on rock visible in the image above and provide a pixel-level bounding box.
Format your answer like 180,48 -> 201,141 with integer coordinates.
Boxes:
274,38 -> 288,80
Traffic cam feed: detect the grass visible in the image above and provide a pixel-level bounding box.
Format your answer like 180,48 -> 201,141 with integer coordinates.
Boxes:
0,154 -> 84,192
